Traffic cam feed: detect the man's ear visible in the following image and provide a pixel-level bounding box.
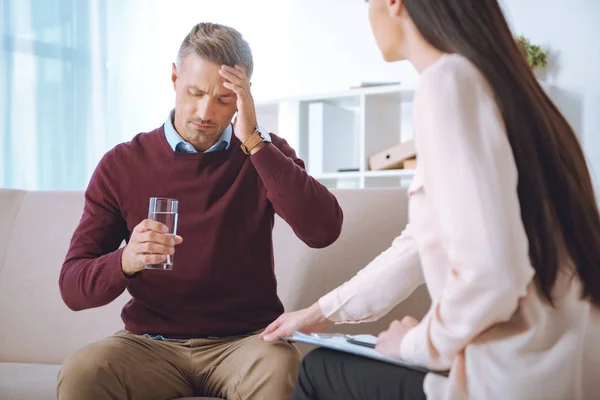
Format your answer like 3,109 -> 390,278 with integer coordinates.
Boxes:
171,63 -> 178,90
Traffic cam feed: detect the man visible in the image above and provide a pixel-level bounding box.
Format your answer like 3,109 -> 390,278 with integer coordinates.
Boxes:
57,22 -> 343,400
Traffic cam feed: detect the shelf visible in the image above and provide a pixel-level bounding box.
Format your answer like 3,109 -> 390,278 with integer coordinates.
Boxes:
314,172 -> 361,179
255,83 -> 416,106
364,169 -> 416,178
314,169 -> 415,180
255,85 -> 417,189
257,80 -> 549,107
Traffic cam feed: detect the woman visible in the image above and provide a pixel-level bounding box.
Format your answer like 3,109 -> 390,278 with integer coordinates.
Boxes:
261,0 -> 600,399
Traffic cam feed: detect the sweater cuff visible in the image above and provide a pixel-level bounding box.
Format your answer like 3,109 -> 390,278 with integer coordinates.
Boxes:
102,247 -> 132,289
249,143 -> 291,184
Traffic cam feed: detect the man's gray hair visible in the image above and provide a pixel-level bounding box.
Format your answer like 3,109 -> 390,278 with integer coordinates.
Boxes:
176,22 -> 254,78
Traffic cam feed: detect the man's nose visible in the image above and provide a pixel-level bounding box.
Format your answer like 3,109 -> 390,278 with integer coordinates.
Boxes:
196,97 -> 214,121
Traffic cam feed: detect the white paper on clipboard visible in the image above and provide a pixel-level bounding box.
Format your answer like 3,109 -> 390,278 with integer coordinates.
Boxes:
280,331 -> 448,376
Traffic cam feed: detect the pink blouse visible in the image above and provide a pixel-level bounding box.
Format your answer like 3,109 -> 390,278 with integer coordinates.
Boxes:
320,54 -> 600,400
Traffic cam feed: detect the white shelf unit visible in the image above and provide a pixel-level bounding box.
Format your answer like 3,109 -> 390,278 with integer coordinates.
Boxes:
255,80 -> 553,189
255,84 -> 417,189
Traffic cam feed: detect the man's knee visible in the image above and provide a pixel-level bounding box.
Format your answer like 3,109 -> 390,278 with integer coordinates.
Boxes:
260,340 -> 302,376
237,340 -> 303,399
58,339 -> 123,399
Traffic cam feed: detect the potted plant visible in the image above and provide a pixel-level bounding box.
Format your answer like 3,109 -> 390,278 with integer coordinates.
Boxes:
516,35 -> 549,79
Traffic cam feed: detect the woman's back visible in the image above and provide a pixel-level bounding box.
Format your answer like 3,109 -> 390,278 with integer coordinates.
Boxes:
409,54 -> 600,400
463,270 -> 599,399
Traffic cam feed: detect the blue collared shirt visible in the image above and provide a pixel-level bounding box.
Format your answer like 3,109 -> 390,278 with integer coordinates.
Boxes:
164,110 -> 232,153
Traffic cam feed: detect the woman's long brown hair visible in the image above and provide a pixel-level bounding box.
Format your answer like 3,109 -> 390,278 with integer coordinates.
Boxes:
404,0 -> 600,305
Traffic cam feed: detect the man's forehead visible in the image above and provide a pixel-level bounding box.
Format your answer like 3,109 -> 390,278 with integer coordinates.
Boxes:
187,84 -> 235,98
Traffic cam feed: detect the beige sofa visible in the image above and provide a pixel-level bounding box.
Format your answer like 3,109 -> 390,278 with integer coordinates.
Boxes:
0,188 -> 430,400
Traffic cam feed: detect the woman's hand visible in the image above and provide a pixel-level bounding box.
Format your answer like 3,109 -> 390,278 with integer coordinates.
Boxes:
375,316 -> 419,359
260,302 -> 333,342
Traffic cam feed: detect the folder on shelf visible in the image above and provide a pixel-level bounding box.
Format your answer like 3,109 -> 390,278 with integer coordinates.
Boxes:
402,158 -> 417,170
280,331 -> 448,376
350,81 -> 401,89
368,140 -> 416,171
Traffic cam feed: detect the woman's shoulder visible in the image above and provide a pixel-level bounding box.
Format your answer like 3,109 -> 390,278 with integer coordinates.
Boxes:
423,53 -> 487,83
423,53 -> 481,78
418,53 -> 491,101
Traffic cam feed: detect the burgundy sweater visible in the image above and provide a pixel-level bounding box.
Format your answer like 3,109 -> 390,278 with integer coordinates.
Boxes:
60,126 -> 343,337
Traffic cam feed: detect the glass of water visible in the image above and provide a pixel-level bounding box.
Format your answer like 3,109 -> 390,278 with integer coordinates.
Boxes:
145,197 -> 178,270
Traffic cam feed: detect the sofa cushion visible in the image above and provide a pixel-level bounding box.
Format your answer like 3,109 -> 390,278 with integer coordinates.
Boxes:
0,191 -> 130,365
0,362 -> 61,400
0,189 -> 25,274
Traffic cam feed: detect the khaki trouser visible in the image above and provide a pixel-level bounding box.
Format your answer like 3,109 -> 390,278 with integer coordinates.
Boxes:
57,330 -> 302,400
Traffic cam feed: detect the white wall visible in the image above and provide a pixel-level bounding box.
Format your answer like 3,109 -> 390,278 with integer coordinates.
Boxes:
113,0 -> 600,195
149,0 -> 416,101
500,0 -> 600,198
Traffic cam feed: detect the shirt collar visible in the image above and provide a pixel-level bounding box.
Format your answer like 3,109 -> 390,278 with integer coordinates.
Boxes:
164,109 -> 232,153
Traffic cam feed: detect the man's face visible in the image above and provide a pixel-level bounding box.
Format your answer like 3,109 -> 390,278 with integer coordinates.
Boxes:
171,54 -> 238,151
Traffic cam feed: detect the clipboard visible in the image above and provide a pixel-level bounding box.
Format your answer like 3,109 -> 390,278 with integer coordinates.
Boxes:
280,331 -> 448,377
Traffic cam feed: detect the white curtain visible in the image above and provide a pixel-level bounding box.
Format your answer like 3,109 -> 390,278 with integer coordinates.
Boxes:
0,0 -> 164,190
0,0 -> 111,189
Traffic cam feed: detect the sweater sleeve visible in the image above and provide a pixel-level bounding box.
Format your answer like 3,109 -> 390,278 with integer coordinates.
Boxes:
250,134 -> 343,248
398,59 -> 534,370
59,149 -> 132,311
